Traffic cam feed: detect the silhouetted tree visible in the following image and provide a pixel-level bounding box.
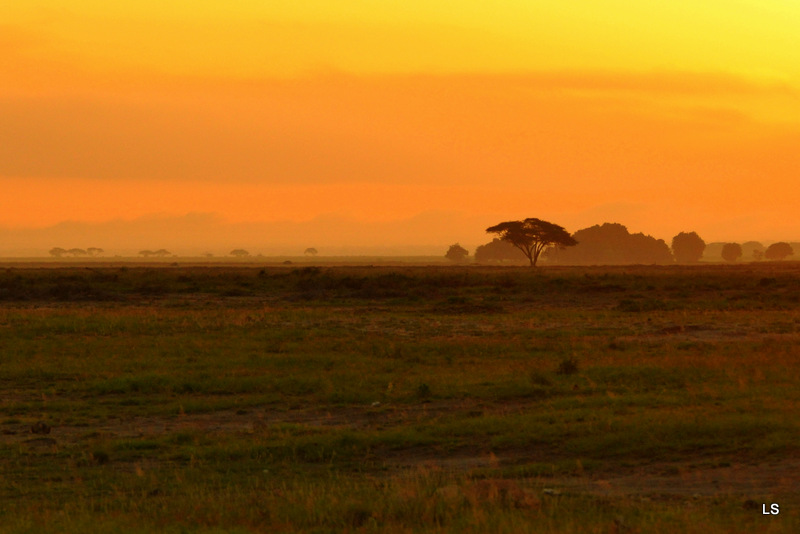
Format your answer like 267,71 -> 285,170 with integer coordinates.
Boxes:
549,223 -> 672,265
445,243 -> 469,262
721,243 -> 742,262
474,238 -> 522,263
87,247 -> 104,257
67,248 -> 87,257
139,250 -> 154,258
765,242 -> 793,261
671,231 -> 705,263
486,218 -> 577,267
304,248 -> 318,256
230,249 -> 250,257
153,249 -> 172,257
49,247 -> 67,258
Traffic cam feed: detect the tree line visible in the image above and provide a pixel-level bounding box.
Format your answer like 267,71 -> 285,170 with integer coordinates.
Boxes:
47,248 -> 322,258
49,247 -> 104,257
446,219 -> 796,266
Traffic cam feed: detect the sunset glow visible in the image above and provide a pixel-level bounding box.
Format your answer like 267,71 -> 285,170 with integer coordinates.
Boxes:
2,1 -> 799,254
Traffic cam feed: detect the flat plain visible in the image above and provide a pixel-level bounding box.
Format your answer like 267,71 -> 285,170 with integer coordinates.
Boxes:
1,262 -> 798,532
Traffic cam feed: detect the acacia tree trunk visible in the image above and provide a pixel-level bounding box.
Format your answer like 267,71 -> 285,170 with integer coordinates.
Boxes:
520,246 -> 535,266
530,246 -> 540,267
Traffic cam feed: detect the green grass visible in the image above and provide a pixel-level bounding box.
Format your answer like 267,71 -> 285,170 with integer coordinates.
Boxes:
1,263 -> 800,531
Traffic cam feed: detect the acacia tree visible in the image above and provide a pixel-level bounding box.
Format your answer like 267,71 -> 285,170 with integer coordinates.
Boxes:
721,243 -> 742,262
486,218 -> 577,267
230,249 -> 250,257
304,247 -> 318,256
445,243 -> 469,262
671,231 -> 705,263
765,242 -> 794,261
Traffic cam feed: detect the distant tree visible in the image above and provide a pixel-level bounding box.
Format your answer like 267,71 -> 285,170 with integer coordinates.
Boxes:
230,249 -> 250,257
486,218 -> 577,267
474,238 -> 523,263
67,248 -> 87,257
139,250 -> 154,258
153,249 -> 172,257
627,232 -> 674,264
671,231 -> 706,263
445,243 -> 469,262
87,247 -> 104,257
204,252 -> 214,258
721,243 -> 743,263
49,247 -> 67,258
304,248 -> 318,256
742,241 -> 765,261
765,242 -> 794,261
549,223 -> 672,265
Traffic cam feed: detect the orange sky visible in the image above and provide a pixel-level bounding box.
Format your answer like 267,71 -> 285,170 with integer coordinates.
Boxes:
2,1 -> 799,253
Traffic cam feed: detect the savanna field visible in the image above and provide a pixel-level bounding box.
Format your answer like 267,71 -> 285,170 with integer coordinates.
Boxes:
1,263 -> 799,533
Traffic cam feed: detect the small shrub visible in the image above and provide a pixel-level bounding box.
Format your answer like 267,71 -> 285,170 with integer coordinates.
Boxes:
556,357 -> 579,375
91,451 -> 110,465
529,371 -> 553,386
416,383 -> 432,399
616,298 -> 668,312
290,267 -> 321,276
343,504 -> 372,528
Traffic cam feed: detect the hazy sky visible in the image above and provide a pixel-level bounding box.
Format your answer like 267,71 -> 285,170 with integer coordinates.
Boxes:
2,1 -> 799,253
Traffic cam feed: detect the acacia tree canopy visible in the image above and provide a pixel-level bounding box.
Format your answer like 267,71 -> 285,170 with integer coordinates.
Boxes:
486,218 -> 577,267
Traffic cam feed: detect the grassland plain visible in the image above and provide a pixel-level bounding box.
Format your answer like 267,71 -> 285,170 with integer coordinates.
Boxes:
0,263 -> 799,533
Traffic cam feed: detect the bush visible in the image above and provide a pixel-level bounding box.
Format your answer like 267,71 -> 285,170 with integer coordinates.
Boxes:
556,357 -> 579,375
